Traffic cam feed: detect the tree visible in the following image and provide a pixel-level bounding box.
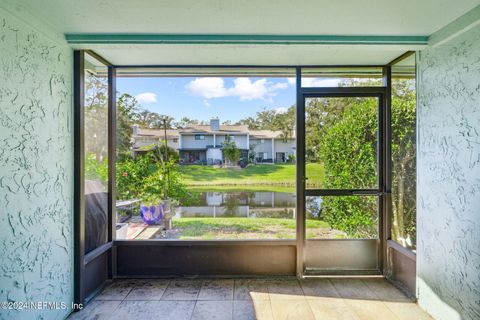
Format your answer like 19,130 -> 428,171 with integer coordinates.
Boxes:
223,194 -> 240,216
305,96 -> 362,162
116,94 -> 176,156
174,117 -> 204,128
135,110 -> 174,129
236,105 -> 296,141
312,79 -> 416,242
117,93 -> 180,159
248,144 -> 257,164
117,93 -> 141,158
272,106 -> 296,142
255,108 -> 277,129
117,93 -> 141,117
236,116 -> 260,129
222,135 -> 241,166
149,143 -> 180,163
84,73 -> 108,163
116,152 -> 194,205
390,79 -> 416,247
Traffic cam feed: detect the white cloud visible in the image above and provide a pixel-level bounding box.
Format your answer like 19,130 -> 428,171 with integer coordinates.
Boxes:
186,77 -> 289,101
203,99 -> 211,107
271,82 -> 289,90
185,77 -> 227,99
229,78 -> 269,101
135,92 -> 157,104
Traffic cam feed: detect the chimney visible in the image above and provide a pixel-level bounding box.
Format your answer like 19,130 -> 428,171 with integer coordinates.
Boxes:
132,124 -> 139,136
210,118 -> 220,131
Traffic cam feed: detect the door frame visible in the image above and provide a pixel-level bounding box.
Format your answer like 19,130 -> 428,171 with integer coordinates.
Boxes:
295,71 -> 390,277
74,50 -> 117,304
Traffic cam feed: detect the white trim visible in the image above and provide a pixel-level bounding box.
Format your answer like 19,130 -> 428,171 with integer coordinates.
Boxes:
271,138 -> 275,162
417,278 -> 460,320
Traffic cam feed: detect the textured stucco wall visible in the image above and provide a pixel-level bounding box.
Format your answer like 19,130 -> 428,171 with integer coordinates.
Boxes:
0,6 -> 73,320
417,25 -> 480,320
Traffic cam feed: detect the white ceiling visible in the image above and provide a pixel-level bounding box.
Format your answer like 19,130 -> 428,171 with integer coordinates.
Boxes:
13,0 -> 480,36
7,0 -> 480,65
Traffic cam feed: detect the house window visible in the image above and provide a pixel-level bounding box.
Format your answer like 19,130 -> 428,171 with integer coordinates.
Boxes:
195,134 -> 205,140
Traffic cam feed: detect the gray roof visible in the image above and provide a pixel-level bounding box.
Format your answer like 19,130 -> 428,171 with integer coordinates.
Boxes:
136,128 -> 179,139
178,124 -> 249,134
249,130 -> 284,139
134,126 -> 294,140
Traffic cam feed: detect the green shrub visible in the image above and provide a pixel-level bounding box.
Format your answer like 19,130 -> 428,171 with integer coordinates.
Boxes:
318,100 -> 378,238
116,152 -> 196,206
85,153 -> 108,184
315,81 -> 416,240
223,135 -> 241,165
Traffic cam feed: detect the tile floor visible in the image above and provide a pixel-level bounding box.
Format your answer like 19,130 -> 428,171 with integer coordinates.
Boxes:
68,277 -> 432,320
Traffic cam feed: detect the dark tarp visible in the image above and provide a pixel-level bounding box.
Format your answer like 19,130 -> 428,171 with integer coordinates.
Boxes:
85,180 -> 108,254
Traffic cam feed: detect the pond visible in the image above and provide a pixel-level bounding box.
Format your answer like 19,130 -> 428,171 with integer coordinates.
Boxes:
176,190 -> 297,219
117,190 -> 332,240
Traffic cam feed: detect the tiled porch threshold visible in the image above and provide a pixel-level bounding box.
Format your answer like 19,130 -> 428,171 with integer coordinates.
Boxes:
68,277 -> 431,320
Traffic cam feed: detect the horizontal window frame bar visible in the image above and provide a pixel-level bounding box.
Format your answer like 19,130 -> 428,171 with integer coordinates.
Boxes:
84,242 -> 113,265
304,269 -> 382,276
300,87 -> 386,96
305,238 -> 379,242
113,64 -> 386,70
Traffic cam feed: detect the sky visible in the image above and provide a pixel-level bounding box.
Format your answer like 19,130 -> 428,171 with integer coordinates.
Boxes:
117,77 -> 298,122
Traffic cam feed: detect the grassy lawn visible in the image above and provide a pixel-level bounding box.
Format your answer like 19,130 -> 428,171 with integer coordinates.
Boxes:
179,163 -> 323,188
167,217 -> 333,240
163,164 -> 332,240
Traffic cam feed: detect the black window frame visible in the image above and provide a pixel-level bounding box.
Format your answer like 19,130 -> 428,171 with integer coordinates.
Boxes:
73,53 -> 417,304
195,134 -> 205,140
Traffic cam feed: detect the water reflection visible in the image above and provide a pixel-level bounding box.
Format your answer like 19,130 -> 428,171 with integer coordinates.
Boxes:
116,190 -> 336,240
176,191 -> 296,219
